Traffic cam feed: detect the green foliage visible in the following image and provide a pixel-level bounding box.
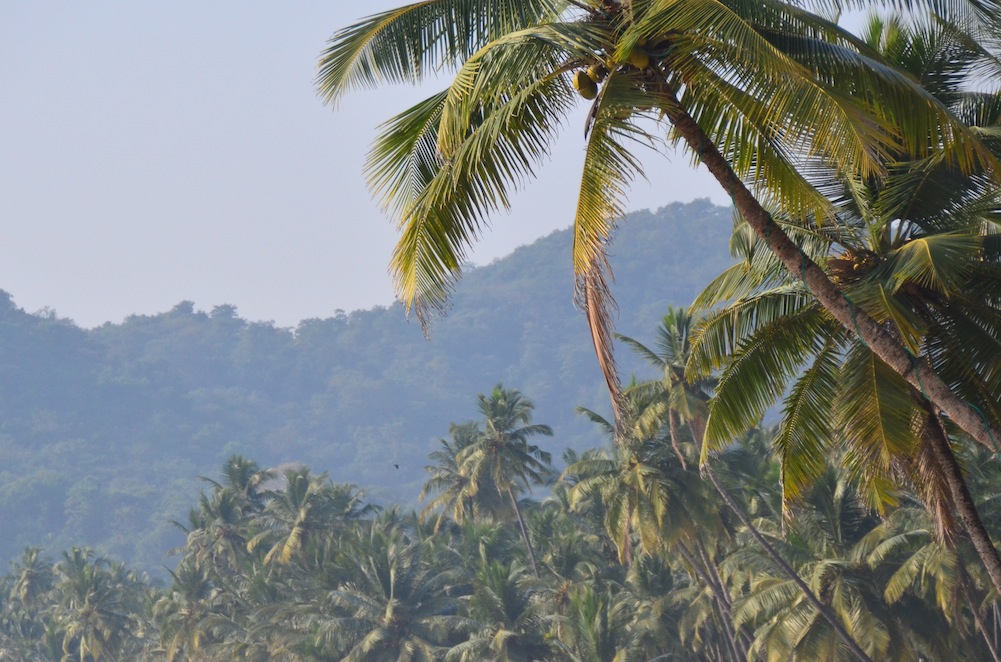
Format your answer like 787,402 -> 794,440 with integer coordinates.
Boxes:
1,372 -> 1000,660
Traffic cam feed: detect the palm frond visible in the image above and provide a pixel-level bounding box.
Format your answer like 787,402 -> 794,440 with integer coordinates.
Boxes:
838,344 -> 922,513
887,232 -> 981,295
775,338 -> 842,511
702,306 -> 833,457
389,70 -> 575,326
317,0 -> 566,106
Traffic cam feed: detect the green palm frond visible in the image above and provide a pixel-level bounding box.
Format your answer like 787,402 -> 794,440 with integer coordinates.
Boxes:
692,219 -> 833,312
436,21 -> 608,156
642,1 -> 897,173
846,282 -> 927,355
390,70 -> 576,325
702,305 -> 835,457
366,90 -> 448,215
615,335 -> 665,371
316,0 -> 565,105
775,338 -> 842,511
928,300 -> 1001,407
689,286 -> 817,378
838,345 -> 922,512
887,232 -> 982,294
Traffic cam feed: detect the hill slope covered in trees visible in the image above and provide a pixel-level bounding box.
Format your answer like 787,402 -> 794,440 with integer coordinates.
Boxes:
0,200 -> 733,570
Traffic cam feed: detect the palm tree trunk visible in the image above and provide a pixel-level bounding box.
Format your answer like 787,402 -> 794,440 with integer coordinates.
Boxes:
676,541 -> 746,660
959,567 -> 1001,662
921,406 -> 1001,595
507,488 -> 541,578
702,467 -> 874,662
661,93 -> 1001,457
694,538 -> 753,658
668,410 -> 688,470
711,600 -> 745,662
695,538 -> 754,656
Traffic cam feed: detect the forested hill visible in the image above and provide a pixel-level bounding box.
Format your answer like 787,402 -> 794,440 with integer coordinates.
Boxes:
0,199 -> 733,571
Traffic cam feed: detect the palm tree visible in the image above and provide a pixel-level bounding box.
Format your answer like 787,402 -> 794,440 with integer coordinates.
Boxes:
619,314 -> 876,661
732,467 -> 971,661
688,13 -> 1001,591
153,558 -> 232,662
248,468 -> 371,566
177,488 -> 256,574
854,503 -> 1001,660
458,385 -> 555,577
318,0 -> 1001,461
200,454 -> 273,514
420,421 -> 510,530
564,404 -> 715,566
52,547 -> 146,662
446,559 -> 553,661
9,548 -> 53,614
317,515 -> 469,661
617,307 -> 714,468
564,398 -> 757,659
555,585 -> 641,662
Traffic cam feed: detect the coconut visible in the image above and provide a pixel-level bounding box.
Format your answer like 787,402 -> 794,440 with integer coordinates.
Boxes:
586,63 -> 607,83
625,48 -> 650,70
573,70 -> 599,99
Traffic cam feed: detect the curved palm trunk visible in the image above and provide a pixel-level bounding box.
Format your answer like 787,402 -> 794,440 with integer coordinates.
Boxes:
921,406 -> 1001,595
668,410 -> 688,470
703,467 -> 875,662
695,538 -> 754,658
662,93 -> 1001,457
959,567 -> 1001,662
676,541 -> 747,661
508,488 -> 541,578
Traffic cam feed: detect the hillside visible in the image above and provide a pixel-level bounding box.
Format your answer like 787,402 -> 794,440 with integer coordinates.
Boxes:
0,200 -> 734,570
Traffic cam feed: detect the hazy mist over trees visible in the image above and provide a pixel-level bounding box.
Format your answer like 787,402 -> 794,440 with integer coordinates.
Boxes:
0,201 -> 732,571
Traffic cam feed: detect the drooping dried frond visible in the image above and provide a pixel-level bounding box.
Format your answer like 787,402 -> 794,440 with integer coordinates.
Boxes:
571,70 -> 659,432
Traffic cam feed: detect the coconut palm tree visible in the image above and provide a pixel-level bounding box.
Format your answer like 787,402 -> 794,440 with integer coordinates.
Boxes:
617,307 -> 714,468
420,421 -> 511,530
853,503 -> 1001,661
154,558 -> 233,662
565,397 -> 756,658
318,0 -> 1001,463
317,515 -> 470,661
247,468 -> 371,566
52,548 -> 147,662
200,454 -> 273,514
446,559 -> 553,661
564,404 -> 716,566
688,13 -> 1001,591
732,467 -> 977,661
458,385 -> 555,577
618,314 -> 877,661
554,585 -> 641,662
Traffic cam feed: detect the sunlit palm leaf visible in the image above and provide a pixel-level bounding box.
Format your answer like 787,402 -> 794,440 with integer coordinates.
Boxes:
317,0 -> 565,105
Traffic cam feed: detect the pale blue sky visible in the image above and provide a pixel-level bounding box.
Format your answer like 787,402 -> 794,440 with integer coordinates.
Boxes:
1,2 -> 729,328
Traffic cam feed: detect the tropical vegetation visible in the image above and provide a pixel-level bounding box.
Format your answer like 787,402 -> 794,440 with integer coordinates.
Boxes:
3,371 -> 1001,660
2,0 -> 1001,659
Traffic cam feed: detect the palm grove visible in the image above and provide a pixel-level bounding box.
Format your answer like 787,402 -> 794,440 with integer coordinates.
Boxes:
3,0 -> 1001,660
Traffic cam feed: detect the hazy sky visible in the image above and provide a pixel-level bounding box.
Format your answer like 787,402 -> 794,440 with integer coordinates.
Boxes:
1,2 -> 729,328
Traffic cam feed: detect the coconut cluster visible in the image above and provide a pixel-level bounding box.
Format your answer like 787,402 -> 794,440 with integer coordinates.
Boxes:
572,45 -> 652,100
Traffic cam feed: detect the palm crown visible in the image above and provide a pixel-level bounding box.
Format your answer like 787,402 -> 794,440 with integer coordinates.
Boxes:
317,0 -> 1001,460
